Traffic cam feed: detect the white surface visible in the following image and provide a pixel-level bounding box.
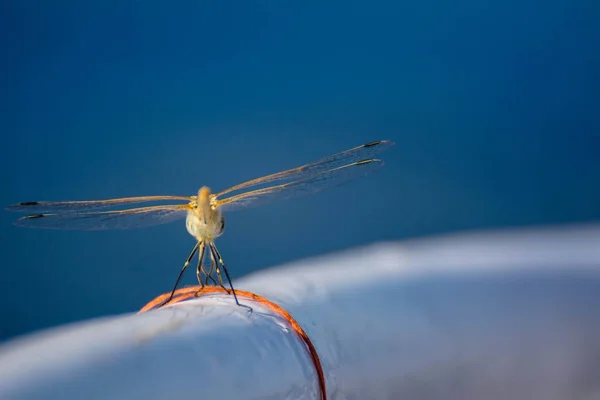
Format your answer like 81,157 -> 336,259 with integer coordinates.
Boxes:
1,223 -> 600,400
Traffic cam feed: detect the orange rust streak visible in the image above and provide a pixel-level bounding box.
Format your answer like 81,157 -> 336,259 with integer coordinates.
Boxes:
139,287 -> 327,400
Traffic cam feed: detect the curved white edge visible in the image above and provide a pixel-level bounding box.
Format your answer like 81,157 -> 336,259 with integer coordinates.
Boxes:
1,223 -> 599,400
0,297 -> 321,400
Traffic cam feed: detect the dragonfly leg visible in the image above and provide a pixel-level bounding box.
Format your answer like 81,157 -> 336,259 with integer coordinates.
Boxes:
210,243 -> 252,313
203,249 -> 218,286
195,242 -> 207,289
207,244 -> 225,289
158,241 -> 200,307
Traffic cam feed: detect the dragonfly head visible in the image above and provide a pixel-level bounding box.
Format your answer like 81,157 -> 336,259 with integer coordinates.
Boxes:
196,186 -> 215,213
187,186 -> 224,241
198,186 -> 211,204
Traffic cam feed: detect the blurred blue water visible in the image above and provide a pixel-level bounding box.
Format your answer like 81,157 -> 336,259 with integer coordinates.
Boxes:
1,1 -> 599,341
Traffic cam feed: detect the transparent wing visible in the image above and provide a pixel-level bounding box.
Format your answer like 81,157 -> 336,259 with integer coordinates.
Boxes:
5,196 -> 191,213
12,205 -> 189,230
214,140 -> 395,199
215,159 -> 384,212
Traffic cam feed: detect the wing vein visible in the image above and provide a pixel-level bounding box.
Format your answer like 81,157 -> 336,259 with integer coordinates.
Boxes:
214,140 -> 394,199
215,159 -> 384,212
5,196 -> 191,213
13,205 -> 189,230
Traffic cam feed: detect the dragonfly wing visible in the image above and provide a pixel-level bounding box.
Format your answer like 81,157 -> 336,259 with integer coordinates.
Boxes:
215,159 -> 384,212
214,140 -> 394,199
5,196 -> 191,213
13,205 -> 189,230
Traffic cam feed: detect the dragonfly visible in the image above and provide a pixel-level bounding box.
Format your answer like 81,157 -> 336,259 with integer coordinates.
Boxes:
6,140 -> 395,309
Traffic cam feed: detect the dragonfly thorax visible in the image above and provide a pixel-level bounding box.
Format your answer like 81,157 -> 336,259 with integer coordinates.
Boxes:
185,209 -> 225,241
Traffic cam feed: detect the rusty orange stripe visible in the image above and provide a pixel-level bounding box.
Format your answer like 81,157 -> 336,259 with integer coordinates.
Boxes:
139,286 -> 327,400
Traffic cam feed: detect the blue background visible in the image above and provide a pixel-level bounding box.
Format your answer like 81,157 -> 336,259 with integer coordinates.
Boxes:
1,1 -> 599,341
